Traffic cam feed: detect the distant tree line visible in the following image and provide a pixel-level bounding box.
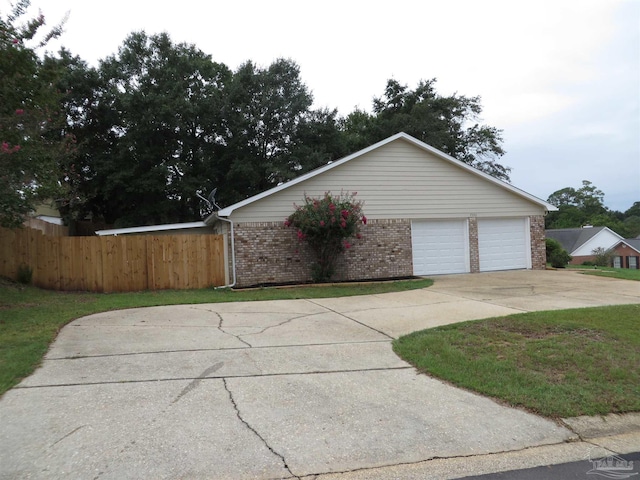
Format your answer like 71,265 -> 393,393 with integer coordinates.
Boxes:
546,181 -> 640,238
1,4 -> 511,229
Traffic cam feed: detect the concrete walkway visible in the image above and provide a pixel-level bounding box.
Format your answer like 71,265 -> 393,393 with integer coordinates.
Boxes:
0,270 -> 638,479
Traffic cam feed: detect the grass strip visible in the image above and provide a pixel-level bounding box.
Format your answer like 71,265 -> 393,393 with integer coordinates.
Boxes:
393,304 -> 640,418
567,265 -> 640,281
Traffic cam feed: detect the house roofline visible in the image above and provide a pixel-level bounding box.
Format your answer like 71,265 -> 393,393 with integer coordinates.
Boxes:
96,221 -> 208,236
212,132 -> 557,220
608,239 -> 640,255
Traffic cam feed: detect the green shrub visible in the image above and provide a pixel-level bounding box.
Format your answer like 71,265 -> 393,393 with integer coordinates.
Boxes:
16,264 -> 33,284
286,192 -> 366,283
591,247 -> 613,267
546,238 -> 572,268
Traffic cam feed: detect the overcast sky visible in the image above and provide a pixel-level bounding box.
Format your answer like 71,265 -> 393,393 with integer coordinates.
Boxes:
17,0 -> 640,211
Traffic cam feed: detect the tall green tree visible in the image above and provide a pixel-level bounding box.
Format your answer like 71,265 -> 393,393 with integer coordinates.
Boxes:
545,181 -> 637,237
72,32 -> 230,226
218,58 -> 314,205
286,107 -> 350,175
0,1 -> 69,227
546,180 -> 607,229
342,79 -> 510,181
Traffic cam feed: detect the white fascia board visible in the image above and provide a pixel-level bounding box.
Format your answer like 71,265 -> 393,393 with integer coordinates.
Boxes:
35,215 -> 64,225
96,221 -> 208,236
215,132 -> 557,217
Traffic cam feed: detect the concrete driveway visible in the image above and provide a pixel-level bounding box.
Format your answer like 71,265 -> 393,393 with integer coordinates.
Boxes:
1,270 -> 639,479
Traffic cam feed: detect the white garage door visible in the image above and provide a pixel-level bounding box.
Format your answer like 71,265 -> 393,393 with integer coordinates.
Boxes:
411,220 -> 469,275
478,218 -> 529,272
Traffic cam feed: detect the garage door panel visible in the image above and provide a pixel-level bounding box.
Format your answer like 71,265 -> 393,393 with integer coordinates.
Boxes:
478,218 -> 529,272
412,220 -> 469,275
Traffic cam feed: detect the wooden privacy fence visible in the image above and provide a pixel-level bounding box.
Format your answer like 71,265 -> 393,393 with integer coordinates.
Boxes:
0,227 -> 226,292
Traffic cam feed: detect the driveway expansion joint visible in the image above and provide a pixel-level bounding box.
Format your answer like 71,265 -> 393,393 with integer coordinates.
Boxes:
15,366 -> 415,389
222,378 -> 300,479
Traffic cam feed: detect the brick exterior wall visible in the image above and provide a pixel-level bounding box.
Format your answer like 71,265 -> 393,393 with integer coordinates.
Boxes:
233,219 -> 413,287
468,217 -> 479,273
229,215 -> 548,286
609,244 -> 640,268
529,215 -> 546,270
569,255 -> 597,265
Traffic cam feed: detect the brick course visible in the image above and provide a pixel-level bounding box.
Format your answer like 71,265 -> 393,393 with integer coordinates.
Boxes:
529,215 -> 546,270
468,217 -> 479,273
233,219 -> 413,287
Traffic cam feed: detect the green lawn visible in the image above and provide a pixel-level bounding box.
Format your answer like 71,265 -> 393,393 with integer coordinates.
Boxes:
567,265 -> 640,281
0,277 -> 432,396
393,304 -> 640,418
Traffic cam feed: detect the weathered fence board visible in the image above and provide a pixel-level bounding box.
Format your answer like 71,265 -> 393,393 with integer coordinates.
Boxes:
0,227 -> 225,292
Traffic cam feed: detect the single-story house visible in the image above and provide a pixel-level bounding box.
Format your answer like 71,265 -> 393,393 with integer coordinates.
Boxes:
205,132 -> 557,287
608,239 -> 640,269
546,226 -> 624,265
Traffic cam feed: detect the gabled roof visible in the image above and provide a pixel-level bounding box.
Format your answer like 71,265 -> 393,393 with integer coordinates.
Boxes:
208,132 -> 557,220
546,226 -> 623,254
96,221 -> 208,236
609,238 -> 640,255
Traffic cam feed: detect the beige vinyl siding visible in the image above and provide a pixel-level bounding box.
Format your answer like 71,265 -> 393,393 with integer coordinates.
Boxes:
229,139 -> 545,223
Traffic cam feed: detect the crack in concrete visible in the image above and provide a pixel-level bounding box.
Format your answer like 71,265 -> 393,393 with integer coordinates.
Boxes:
172,362 -> 224,404
582,438 -> 618,455
239,311 -> 328,338
216,313 -> 253,348
298,439 -> 594,478
305,299 -> 394,340
188,305 -> 320,316
49,425 -> 85,448
421,288 -> 533,313
557,419 -> 621,457
222,378 -> 299,479
186,306 -> 255,347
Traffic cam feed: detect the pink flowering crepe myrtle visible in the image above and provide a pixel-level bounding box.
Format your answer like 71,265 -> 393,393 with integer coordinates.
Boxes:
285,191 -> 366,282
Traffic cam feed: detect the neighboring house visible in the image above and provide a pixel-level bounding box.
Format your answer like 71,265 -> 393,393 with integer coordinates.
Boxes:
205,132 -> 557,287
608,239 -> 640,269
25,201 -> 69,236
546,226 -> 624,265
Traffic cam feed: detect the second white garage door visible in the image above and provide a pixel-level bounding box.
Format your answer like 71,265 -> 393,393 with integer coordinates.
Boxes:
478,218 -> 529,272
411,220 -> 469,275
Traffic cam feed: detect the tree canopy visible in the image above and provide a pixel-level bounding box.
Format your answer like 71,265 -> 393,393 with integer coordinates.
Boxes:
3,23 -> 519,229
0,1 -> 69,227
367,79 -> 509,181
